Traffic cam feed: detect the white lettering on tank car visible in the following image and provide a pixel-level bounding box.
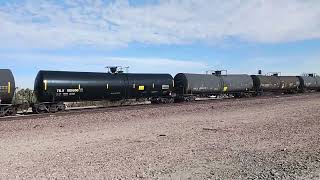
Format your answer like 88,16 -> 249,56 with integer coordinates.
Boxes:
57,89 -> 65,93
162,85 -> 170,90
67,89 -> 80,93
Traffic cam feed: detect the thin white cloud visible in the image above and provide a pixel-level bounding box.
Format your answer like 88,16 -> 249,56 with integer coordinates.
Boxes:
0,52 -> 209,88
0,52 -> 208,71
235,55 -> 320,76
0,0 -> 319,49
2,52 -> 320,88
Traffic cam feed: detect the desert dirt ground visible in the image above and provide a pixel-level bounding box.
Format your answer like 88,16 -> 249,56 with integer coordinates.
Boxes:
0,93 -> 320,179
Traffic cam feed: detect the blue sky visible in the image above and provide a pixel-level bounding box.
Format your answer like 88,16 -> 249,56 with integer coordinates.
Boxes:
0,0 -> 320,88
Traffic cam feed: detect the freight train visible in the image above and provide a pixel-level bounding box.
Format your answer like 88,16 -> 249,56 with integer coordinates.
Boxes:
1,68 -> 320,117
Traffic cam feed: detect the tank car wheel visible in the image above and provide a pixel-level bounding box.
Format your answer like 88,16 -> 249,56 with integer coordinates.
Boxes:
168,98 -> 174,104
0,108 -> 5,117
6,107 -> 17,116
49,105 -> 58,113
32,106 -> 40,114
32,104 -> 49,114
163,98 -> 173,104
186,96 -> 196,102
57,104 -> 66,111
151,98 -> 160,104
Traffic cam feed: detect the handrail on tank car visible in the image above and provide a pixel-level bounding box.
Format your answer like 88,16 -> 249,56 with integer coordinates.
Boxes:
206,70 -> 228,76
267,72 -> 281,76
301,73 -> 317,77
105,66 -> 130,74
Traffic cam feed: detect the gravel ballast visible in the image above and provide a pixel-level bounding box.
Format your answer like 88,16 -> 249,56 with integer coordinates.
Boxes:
0,93 -> 320,179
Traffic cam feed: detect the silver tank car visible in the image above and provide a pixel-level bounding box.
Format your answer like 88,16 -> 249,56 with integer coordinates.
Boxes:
251,75 -> 281,91
298,75 -> 319,90
251,75 -> 300,92
278,76 -> 300,90
0,69 -> 15,104
174,73 -> 223,95
174,73 -> 254,97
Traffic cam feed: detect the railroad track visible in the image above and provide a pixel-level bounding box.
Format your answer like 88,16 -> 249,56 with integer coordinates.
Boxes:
0,92 -> 318,121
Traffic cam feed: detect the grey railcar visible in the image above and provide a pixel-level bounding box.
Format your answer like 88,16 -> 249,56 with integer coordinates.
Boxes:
174,73 -> 254,98
174,73 -> 223,95
251,75 -> 300,92
298,76 -> 319,90
251,75 -> 281,91
278,76 -> 300,90
221,74 -> 253,93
